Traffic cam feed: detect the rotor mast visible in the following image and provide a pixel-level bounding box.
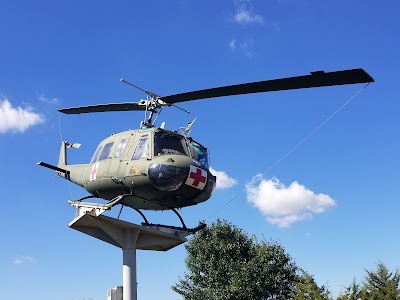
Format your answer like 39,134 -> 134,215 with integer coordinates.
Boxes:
120,78 -> 190,128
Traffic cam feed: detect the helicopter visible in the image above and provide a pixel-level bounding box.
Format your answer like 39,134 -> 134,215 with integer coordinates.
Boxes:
38,68 -> 373,232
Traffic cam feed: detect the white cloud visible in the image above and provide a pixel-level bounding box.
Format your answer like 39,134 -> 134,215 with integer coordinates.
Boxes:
0,99 -> 44,133
232,0 -> 264,25
210,167 -> 237,189
38,94 -> 61,105
229,39 -> 237,50
13,255 -> 38,265
229,38 -> 255,58
234,8 -> 264,25
246,175 -> 336,228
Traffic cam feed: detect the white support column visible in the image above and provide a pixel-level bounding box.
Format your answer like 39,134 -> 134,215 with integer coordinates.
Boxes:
123,247 -> 137,300
68,214 -> 190,300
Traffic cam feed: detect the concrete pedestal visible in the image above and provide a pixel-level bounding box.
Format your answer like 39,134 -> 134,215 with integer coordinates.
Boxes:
69,213 -> 190,300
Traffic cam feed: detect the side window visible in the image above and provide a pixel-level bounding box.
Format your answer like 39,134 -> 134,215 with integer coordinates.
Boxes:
114,139 -> 128,158
189,142 -> 209,168
132,135 -> 149,160
98,142 -> 114,161
90,145 -> 102,164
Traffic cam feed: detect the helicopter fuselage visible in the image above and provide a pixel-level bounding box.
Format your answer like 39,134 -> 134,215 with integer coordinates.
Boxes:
41,127 -> 216,210
38,68 -> 374,218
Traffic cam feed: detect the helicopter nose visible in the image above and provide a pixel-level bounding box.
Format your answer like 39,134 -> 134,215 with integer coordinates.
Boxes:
148,164 -> 188,192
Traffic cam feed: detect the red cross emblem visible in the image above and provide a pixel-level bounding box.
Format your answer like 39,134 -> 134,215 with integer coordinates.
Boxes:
90,162 -> 99,181
185,166 -> 207,190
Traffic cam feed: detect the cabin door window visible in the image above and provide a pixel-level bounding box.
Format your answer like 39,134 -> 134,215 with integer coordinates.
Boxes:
132,135 -> 149,160
114,138 -> 128,158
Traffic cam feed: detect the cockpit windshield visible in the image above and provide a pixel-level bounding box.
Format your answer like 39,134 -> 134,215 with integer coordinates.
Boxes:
154,131 -> 189,156
188,141 -> 209,168
153,130 -> 209,168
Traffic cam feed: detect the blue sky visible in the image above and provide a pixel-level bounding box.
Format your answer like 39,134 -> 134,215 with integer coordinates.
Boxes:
1,0 -> 399,299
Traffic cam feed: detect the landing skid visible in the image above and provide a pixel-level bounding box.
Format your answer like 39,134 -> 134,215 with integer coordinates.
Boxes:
141,222 -> 206,234
68,195 -> 206,234
130,206 -> 206,234
136,207 -> 206,234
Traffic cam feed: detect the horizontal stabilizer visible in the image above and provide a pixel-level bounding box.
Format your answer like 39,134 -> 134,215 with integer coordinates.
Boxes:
37,161 -> 69,175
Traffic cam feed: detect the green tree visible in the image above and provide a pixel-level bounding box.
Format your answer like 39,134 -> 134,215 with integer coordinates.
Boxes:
172,219 -> 298,300
292,269 -> 331,300
336,279 -> 365,300
337,262 -> 400,300
363,262 -> 400,299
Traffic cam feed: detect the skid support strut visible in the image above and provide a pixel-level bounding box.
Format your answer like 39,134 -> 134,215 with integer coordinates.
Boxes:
68,194 -> 128,218
171,208 -> 187,229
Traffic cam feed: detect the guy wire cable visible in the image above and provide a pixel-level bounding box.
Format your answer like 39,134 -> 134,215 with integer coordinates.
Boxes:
205,83 -> 371,221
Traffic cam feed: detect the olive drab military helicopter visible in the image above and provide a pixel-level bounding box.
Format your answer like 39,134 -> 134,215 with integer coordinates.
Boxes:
38,68 -> 374,232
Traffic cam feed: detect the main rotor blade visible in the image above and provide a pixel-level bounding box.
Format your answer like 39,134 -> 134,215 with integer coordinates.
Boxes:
161,68 -> 374,104
58,102 -> 146,114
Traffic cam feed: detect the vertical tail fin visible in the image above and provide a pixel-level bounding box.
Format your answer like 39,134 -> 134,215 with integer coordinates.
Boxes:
58,141 -> 81,167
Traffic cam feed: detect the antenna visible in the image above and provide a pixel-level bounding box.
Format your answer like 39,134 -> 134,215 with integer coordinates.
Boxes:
183,117 -> 197,137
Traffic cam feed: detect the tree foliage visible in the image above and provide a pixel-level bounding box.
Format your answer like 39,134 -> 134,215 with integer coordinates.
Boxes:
336,279 -> 365,300
363,262 -> 400,299
172,219 -> 298,300
172,219 -> 400,300
292,269 -> 331,300
338,262 -> 400,300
